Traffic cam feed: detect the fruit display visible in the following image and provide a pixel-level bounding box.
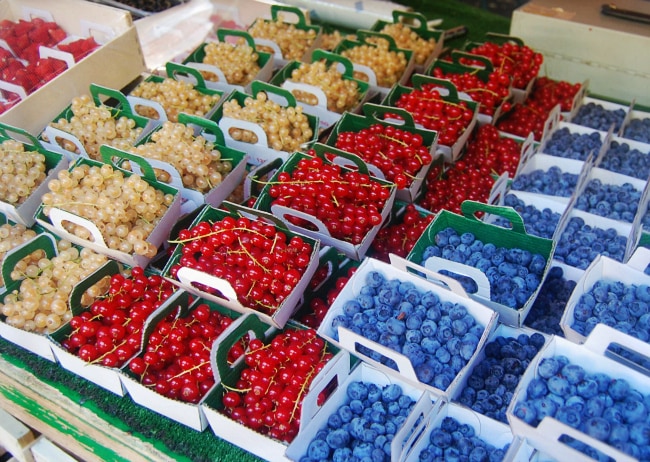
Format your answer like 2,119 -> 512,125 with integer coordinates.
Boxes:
524,265 -> 578,336
0,138 -> 47,205
598,138 -> 650,180
573,177 -> 644,223
541,126 -> 603,161
623,115 -> 650,143
195,39 -> 262,87
489,193 -> 564,240
375,19 -> 439,68
571,100 -> 627,132
0,221 -> 39,287
511,165 -> 579,198
369,203 -> 434,262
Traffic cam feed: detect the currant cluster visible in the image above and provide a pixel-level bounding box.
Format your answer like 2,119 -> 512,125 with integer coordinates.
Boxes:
495,103 -> 547,141
334,123 -> 434,189
370,204 -> 433,261
528,76 -> 582,113
221,327 -> 333,442
339,39 -> 408,88
45,94 -> 144,160
222,91 -> 313,152
1,243 -> 109,333
296,265 -> 358,328
61,267 -> 176,367
390,87 -> 474,146
128,302 -> 238,404
41,163 -> 174,258
248,16 -> 317,60
419,163 -> 492,215
0,223 -> 39,287
429,67 -> 511,116
266,154 -> 391,244
288,60 -> 362,113
200,40 -> 261,86
463,40 -> 543,90
378,22 -> 438,66
0,139 -> 47,205
168,214 -> 314,313
129,78 -> 221,122
128,120 -> 233,193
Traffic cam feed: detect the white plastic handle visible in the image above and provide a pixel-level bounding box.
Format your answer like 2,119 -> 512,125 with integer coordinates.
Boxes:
79,19 -> 115,44
182,62 -> 228,85
389,254 -> 472,299
48,207 -> 107,247
350,63 -> 377,87
219,117 -> 269,148
583,323 -> 650,362
126,95 -> 168,122
175,266 -> 238,301
0,79 -> 27,100
337,326 -> 419,382
42,125 -> 90,159
270,204 -> 331,236
253,38 -> 284,59
281,81 -> 328,108
422,255 -> 491,299
38,45 -> 75,67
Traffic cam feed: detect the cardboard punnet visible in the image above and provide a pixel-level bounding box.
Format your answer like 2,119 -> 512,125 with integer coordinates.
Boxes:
332,29 -> 415,99
0,123 -> 68,227
402,400 -> 514,462
201,314 -> 346,461
161,201 -> 321,329
0,0 -> 146,136
119,63 -> 226,123
269,50 -> 372,131
324,103 -> 439,203
449,323 -> 549,408
560,254 -> 650,345
461,33 -> 538,105
119,289 -> 247,431
34,153 -> 182,268
285,360 -> 441,462
247,4 -> 321,69
620,106 -> 650,145
110,113 -> 248,216
210,80 -> 319,166
369,10 -> 444,74
568,95 -> 632,134
180,28 -> 274,94
406,201 -> 555,327
317,255 -> 499,398
595,132 -> 650,181
425,50 -> 513,126
506,324 -> 649,462
47,260 -> 141,396
253,146 -> 396,261
382,74 -> 479,163
38,83 -> 160,162
0,233 -> 111,362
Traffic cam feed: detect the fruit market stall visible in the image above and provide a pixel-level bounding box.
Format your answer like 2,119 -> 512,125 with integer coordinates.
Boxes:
2,0 -> 650,461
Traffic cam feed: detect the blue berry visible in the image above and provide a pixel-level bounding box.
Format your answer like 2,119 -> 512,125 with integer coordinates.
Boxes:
571,101 -> 626,132
623,117 -> 650,143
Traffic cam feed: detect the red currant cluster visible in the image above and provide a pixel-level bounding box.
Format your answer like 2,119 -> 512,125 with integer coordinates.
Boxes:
462,41 -> 543,90
429,68 -> 512,116
267,155 -> 390,244
333,123 -> 433,189
169,214 -> 314,314
527,76 -> 582,113
221,327 -> 333,442
419,125 -> 521,214
296,265 -> 358,328
390,87 -> 475,146
370,204 -> 434,261
495,103 -> 547,141
128,302 -> 239,404
61,267 -> 177,367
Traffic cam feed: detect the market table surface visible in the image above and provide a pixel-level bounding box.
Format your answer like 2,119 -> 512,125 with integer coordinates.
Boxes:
0,1 -> 511,461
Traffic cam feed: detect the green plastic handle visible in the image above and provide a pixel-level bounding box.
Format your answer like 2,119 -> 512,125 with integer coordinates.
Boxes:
271,4 -> 308,27
0,122 -> 48,152
362,102 -> 416,128
219,200 -> 289,232
356,29 -> 398,49
485,32 -> 524,46
67,260 -> 120,314
461,200 -> 527,234
251,80 -> 297,107
90,83 -> 131,114
392,10 -> 429,32
2,233 -> 58,289
215,313 -> 272,380
177,113 -> 225,146
311,49 -> 354,78
411,74 -> 460,99
99,145 -> 158,182
216,28 -> 256,48
165,62 -> 209,89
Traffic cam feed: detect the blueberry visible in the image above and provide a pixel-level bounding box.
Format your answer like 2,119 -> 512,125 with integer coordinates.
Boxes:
556,405 -> 582,427
547,375 -> 571,396
537,357 -> 561,379
609,379 -> 631,401
429,428 -> 453,448
307,439 -> 330,459
622,398 -> 648,424
562,364 -> 586,385
630,422 -> 650,446
348,381 -> 369,401
526,378 -> 548,399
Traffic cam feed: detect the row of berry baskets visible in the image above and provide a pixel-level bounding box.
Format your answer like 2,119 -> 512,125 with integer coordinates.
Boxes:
2,2 -> 650,462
